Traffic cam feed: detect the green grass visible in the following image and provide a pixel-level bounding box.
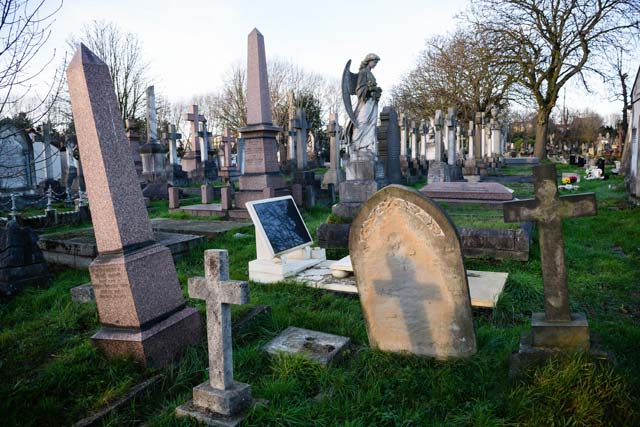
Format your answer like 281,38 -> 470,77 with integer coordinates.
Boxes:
1,166 -> 639,426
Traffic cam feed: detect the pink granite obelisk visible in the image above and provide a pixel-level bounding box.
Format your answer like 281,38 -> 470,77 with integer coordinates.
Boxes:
66,44 -> 202,367
235,29 -> 288,208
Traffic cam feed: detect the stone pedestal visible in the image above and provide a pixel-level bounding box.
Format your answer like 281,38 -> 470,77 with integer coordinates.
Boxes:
332,157 -> 378,219
89,243 -> 203,367
530,312 -> 590,350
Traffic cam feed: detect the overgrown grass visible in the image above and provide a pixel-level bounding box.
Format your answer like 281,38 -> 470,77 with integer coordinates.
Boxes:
1,165 -> 639,426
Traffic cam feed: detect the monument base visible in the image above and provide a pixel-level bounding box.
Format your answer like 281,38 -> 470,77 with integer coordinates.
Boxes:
509,329 -> 611,379
332,179 -> 377,219
531,312 -> 590,350
176,381 -> 252,427
91,306 -> 202,368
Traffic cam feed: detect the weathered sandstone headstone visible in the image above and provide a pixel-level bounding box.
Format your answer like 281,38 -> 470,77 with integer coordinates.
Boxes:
349,185 -> 476,359
66,44 -> 202,367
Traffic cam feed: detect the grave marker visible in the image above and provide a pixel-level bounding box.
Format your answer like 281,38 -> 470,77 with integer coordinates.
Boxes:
177,249 -> 252,424
350,185 -> 476,359
66,44 -> 202,367
504,164 -> 596,349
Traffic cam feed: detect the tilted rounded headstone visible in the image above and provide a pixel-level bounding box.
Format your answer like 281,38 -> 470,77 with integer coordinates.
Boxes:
349,185 -> 476,359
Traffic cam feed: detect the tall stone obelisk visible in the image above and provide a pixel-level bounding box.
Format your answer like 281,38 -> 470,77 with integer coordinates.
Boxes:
66,44 -> 202,367
235,29 -> 288,208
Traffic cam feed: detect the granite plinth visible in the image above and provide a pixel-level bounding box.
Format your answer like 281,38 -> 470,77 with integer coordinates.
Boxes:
92,305 -> 202,368
177,204 -> 226,218
420,182 -> 513,201
89,243 -> 185,328
531,312 -> 590,350
150,218 -> 251,239
264,326 -> 351,365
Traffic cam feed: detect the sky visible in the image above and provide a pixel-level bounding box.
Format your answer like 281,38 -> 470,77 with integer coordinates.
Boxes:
24,0 -> 639,124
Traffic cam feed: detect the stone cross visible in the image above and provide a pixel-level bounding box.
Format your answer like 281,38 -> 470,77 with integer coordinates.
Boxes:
503,164 -> 596,321
183,105 -> 206,154
400,114 -> 408,158
410,120 -> 419,161
198,121 -> 212,162
419,119 -> 427,160
146,86 -> 157,144
188,250 -> 250,391
434,110 -> 443,161
162,124 -> 182,165
294,108 -> 308,170
42,122 -> 54,180
221,128 -> 234,168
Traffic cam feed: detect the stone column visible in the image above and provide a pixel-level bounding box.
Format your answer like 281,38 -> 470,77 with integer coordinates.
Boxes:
419,119 -> 427,161
322,112 -> 345,189
384,107 -> 402,184
236,29 -> 287,208
66,44 -> 201,367
434,110 -> 443,161
446,107 -> 457,166
474,113 -> 482,160
410,120 -> 419,161
400,114 -> 408,158
294,108 -> 308,171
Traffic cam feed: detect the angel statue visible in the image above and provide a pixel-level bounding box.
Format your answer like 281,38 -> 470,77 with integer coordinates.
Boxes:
342,53 -> 382,160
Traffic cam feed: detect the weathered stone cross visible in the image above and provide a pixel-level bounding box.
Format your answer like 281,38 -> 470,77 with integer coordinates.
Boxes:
503,164 -> 596,322
188,249 -> 249,391
182,105 -> 206,153
221,128 -> 234,168
162,124 -> 182,165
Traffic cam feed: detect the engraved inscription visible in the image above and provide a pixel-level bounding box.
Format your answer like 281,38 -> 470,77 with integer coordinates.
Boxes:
92,264 -> 129,301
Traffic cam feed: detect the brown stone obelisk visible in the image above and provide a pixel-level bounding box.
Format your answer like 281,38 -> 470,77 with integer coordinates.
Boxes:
67,44 -> 202,367
235,29 -> 288,209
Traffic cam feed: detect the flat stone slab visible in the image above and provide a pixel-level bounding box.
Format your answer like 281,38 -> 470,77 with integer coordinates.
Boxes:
150,218 -> 251,239
297,259 -> 507,308
39,229 -> 205,269
504,157 -> 539,165
175,203 -> 226,217
420,182 -> 514,201
264,326 -> 351,365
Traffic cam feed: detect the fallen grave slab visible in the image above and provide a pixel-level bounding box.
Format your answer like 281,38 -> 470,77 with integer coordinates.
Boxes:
150,218 -> 251,239
173,203 -> 226,218
39,229 -> 205,269
420,181 -> 514,203
264,326 -> 351,365
295,258 -> 508,308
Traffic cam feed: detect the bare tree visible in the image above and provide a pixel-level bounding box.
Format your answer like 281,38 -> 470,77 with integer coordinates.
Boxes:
68,20 -> 149,123
391,28 -> 516,123
0,0 -> 64,123
467,0 -> 640,159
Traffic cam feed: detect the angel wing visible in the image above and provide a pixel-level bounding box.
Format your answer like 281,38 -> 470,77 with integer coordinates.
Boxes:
341,59 -> 358,125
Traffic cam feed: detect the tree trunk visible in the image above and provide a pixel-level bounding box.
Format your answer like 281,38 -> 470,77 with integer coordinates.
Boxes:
620,122 -> 632,176
534,109 -> 550,159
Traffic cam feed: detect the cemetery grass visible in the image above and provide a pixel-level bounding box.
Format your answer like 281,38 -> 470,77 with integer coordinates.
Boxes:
1,167 -> 639,426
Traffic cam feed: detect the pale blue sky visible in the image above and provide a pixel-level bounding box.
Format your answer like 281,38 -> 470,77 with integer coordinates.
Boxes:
32,0 -> 635,123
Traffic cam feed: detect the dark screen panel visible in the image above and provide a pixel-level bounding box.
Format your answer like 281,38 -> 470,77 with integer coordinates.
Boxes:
253,198 -> 312,254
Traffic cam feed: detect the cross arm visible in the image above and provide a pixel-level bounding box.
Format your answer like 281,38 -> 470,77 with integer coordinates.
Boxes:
188,276 -> 209,300
558,193 -> 597,219
220,280 -> 250,305
503,198 -> 540,223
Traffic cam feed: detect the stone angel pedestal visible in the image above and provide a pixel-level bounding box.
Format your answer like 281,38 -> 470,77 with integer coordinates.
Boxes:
332,54 -> 382,220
